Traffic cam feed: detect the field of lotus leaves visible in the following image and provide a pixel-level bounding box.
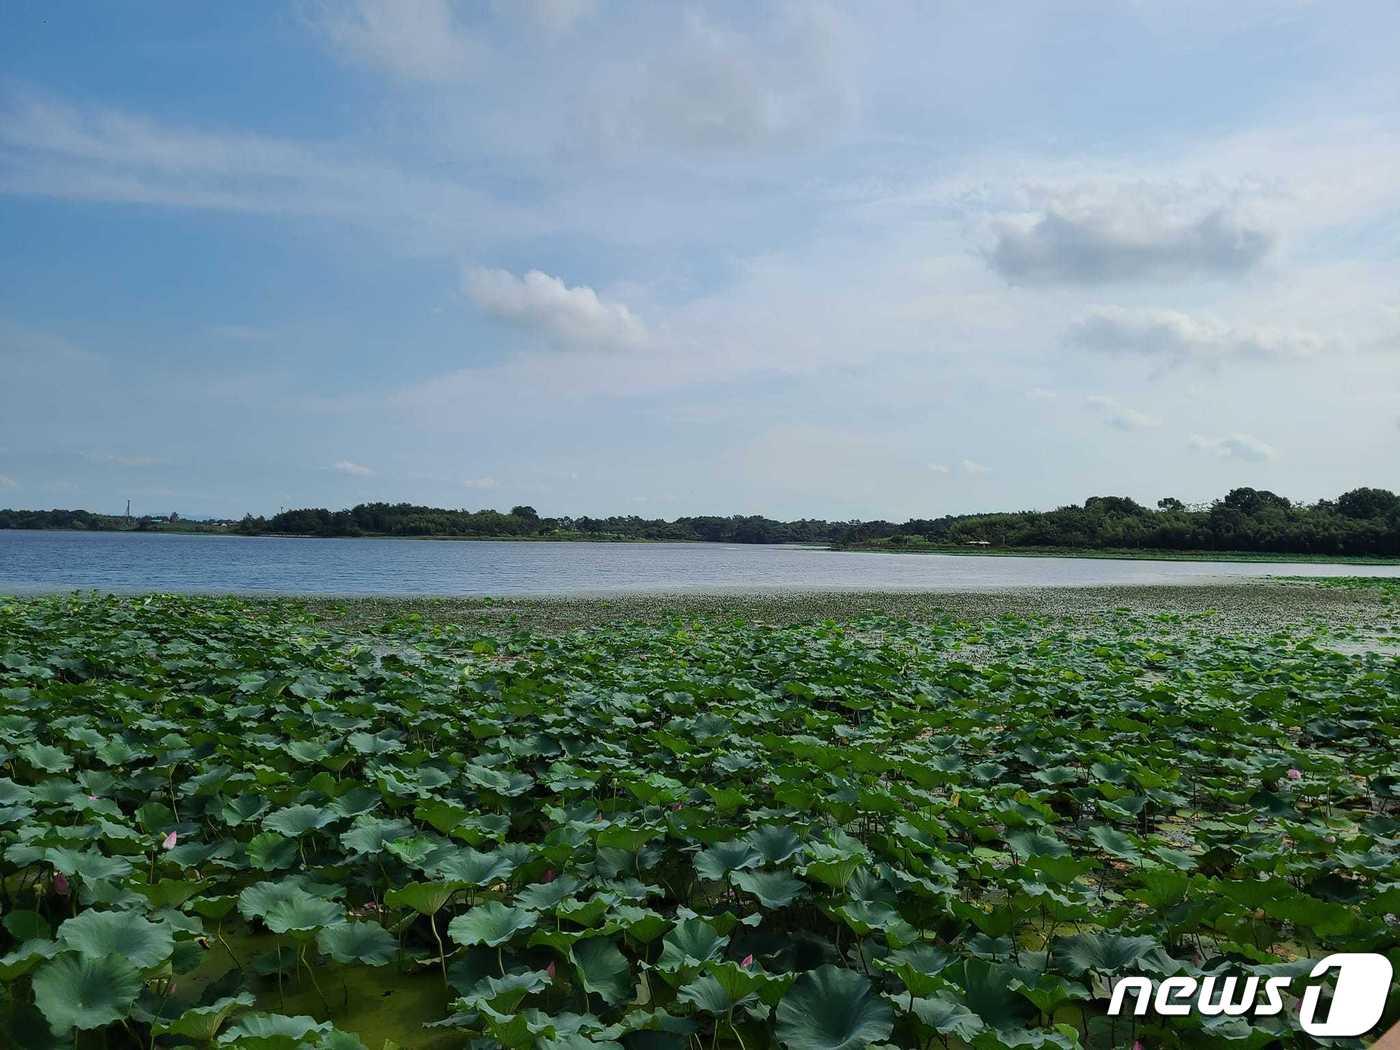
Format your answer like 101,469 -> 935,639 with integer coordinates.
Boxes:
1,592 -> 1396,1049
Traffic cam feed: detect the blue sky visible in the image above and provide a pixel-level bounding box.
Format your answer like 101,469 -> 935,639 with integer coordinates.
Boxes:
2,1 -> 1398,520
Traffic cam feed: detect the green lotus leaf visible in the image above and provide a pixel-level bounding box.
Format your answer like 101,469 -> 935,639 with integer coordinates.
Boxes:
731,869 -> 806,908
340,816 -> 414,855
775,966 -> 894,1050
217,1011 -> 332,1048
315,921 -> 397,965
0,777 -> 35,804
247,832 -> 300,871
384,881 -> 458,916
429,846 -> 515,886
454,969 -> 552,1011
261,890 -> 346,935
1053,932 -> 1158,976
329,785 -> 382,818
906,994 -> 985,1041
873,945 -> 956,997
952,959 -> 1039,1030
1005,829 -> 1072,859
3,909 -> 49,941
33,952 -> 144,1032
678,974 -> 750,1015
0,937 -> 62,980
1085,825 -> 1143,862
44,847 -> 133,882
747,824 -> 804,864
57,909 -> 175,969
571,936 -> 633,1006
153,992 -> 256,1041
447,901 -> 537,947
239,879 -> 303,922
19,743 -> 72,773
693,840 -> 761,881
220,794 -> 270,826
516,874 -> 585,910
263,804 -> 337,837
658,918 -> 727,973
347,731 -> 402,756
284,739 -> 330,763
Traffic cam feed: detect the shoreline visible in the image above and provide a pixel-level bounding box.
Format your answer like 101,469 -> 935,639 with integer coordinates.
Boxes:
833,542 -> 1400,565
223,578 -> 1400,632
6,525 -> 1400,565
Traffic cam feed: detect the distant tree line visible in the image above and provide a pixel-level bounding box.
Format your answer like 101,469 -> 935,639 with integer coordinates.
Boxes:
229,503 -> 842,544
838,487 -> 1400,557
0,508 -> 226,533
5,487 -> 1400,556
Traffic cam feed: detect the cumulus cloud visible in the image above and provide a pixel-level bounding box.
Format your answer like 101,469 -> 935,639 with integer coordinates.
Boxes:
307,0 -> 481,82
465,267 -> 650,352
988,206 -> 1271,285
333,460 -> 374,477
1067,306 -> 1327,365
462,476 -> 498,489
1083,394 -> 1162,431
1189,433 -> 1277,462
960,459 -> 989,476
927,463 -> 950,474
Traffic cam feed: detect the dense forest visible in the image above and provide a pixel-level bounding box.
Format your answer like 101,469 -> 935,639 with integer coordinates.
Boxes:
4,486 -> 1399,556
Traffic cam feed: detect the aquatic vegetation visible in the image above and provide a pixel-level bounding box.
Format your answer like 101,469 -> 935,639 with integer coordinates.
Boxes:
0,593 -> 1396,1048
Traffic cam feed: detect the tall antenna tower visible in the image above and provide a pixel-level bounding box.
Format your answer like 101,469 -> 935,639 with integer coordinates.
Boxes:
125,499 -> 131,522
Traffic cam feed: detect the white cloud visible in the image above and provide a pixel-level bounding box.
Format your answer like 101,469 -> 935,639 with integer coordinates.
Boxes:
0,89 -> 530,247
987,204 -> 1271,285
462,476 -> 498,489
1083,394 -> 1162,431
0,474 -> 16,489
927,463 -> 950,474
1189,433 -> 1277,462
1026,387 -> 1057,401
584,7 -> 855,153
307,0 -> 481,82
499,0 -> 596,35
960,459 -> 989,476
1067,306 -> 1327,366
465,267 -> 650,352
333,460 -> 374,477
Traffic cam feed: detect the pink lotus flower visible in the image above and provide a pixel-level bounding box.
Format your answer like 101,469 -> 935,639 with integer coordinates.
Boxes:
740,954 -> 754,969
545,961 -> 557,980
162,830 -> 178,850
1133,1041 -> 1144,1050
541,868 -> 556,883
1286,768 -> 1302,781
53,872 -> 70,897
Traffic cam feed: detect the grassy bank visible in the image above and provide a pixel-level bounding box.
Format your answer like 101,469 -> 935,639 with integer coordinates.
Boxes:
835,541 -> 1400,565
0,590 -> 1396,1047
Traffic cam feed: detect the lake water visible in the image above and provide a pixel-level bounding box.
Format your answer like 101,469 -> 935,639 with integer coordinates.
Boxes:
3,529 -> 1399,597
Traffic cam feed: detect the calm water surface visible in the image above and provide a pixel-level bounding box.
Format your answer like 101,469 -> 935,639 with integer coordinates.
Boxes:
3,530 -> 1399,596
